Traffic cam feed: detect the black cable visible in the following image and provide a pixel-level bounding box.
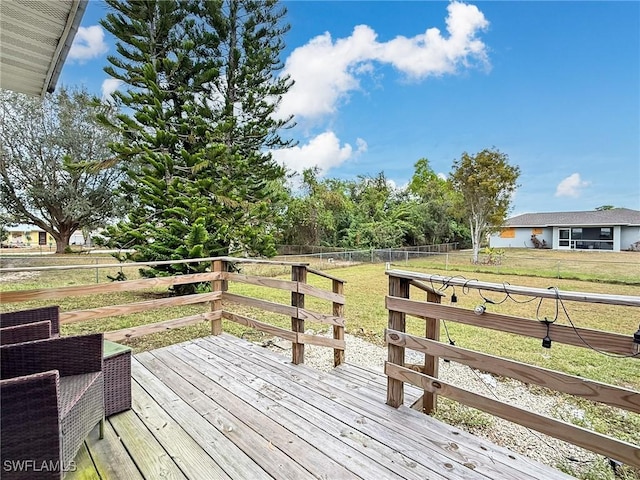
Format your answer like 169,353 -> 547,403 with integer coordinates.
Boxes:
442,319 -> 455,346
501,282 -> 539,304
555,291 -> 640,359
441,275 -> 467,294
535,287 -> 559,323
477,282 -> 510,306
462,278 -> 476,295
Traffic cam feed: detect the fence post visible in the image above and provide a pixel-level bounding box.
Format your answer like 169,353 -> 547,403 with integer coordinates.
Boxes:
423,289 -> 442,414
333,279 -> 345,367
291,265 -> 307,364
211,259 -> 227,335
387,274 -> 409,408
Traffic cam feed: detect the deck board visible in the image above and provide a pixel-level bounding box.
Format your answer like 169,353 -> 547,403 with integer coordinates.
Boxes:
83,419 -> 144,480
132,354 -> 270,480
130,379 -> 232,480
193,336 -> 470,479
141,349 -> 339,480
160,346 -> 397,480
69,334 -> 575,480
177,339 -> 436,480
205,335 -> 566,480
108,397 -> 188,480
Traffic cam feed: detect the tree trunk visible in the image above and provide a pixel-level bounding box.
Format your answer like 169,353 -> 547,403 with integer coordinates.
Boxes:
470,218 -> 480,263
53,229 -> 72,254
472,238 -> 480,263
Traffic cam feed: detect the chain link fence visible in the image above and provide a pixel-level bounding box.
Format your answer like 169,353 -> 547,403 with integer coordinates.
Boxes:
275,248 -> 640,284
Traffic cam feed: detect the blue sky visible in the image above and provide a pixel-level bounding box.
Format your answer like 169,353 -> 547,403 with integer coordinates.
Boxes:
61,1 -> 639,216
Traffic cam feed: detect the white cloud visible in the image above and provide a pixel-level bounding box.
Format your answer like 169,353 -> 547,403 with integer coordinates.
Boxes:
386,179 -> 409,191
555,173 -> 591,198
101,79 -> 123,101
69,26 -> 108,62
271,132 -> 367,175
278,1 -> 489,120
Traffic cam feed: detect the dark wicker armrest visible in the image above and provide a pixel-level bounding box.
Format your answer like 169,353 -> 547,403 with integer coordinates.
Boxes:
0,305 -> 60,336
1,370 -> 62,473
1,333 -> 103,380
0,321 -> 51,345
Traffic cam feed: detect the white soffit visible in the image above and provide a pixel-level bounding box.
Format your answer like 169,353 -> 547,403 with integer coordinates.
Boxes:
0,0 -> 87,96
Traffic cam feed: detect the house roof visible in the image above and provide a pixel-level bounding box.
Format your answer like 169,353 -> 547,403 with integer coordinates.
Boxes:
0,0 -> 88,96
6,224 -> 45,233
505,208 -> 640,227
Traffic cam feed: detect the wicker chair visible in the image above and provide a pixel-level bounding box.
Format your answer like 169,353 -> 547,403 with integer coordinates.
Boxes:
0,333 -> 104,480
0,306 -> 60,345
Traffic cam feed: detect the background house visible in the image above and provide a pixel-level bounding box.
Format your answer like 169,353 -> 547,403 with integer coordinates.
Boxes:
3,224 -> 85,248
490,208 -> 640,252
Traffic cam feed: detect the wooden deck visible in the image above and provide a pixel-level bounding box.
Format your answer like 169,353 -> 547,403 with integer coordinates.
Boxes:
69,334 -> 574,480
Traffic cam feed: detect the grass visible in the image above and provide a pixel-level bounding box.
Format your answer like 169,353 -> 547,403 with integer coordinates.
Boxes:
1,249 -> 639,478
392,248 -> 640,285
277,248 -> 640,285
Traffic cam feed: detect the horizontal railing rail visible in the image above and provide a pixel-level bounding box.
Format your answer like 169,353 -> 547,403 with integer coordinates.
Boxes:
0,257 -> 346,368
384,270 -> 640,468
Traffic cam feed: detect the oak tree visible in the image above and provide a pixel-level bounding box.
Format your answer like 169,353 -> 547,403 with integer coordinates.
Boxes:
0,88 -> 122,253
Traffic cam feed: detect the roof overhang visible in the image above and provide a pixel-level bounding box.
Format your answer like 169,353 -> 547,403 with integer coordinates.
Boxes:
0,0 -> 88,97
507,223 -> 635,228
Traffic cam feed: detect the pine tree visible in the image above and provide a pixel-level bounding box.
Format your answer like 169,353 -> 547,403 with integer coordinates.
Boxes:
99,0 -> 292,293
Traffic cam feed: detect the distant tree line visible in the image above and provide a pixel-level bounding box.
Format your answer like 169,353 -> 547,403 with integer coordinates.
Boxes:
279,162 -> 470,250
277,149 -> 520,265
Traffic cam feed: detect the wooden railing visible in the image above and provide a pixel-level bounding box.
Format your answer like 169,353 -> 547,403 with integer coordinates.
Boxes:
384,270 -> 640,467
0,257 -> 346,367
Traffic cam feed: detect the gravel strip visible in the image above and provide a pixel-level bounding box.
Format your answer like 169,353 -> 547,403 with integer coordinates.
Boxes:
263,331 -> 601,474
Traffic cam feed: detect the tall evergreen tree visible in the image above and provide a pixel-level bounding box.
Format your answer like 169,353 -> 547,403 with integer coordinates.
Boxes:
99,0 -> 292,292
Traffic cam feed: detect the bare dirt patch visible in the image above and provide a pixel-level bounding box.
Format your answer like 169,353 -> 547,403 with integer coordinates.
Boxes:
0,271 -> 40,283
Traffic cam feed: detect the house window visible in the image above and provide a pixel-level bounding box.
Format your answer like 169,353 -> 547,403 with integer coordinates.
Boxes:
571,228 -> 583,240
600,227 -> 612,240
500,228 -> 515,238
532,228 -> 543,235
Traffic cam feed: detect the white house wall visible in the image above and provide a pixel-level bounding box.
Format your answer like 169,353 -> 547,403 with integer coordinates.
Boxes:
490,227 -> 552,249
620,226 -> 640,250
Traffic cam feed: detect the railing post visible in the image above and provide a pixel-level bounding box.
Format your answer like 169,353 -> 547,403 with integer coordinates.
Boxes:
333,279 -> 345,367
211,259 -> 227,335
291,265 -> 306,364
387,274 -> 409,408
423,289 -> 441,414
